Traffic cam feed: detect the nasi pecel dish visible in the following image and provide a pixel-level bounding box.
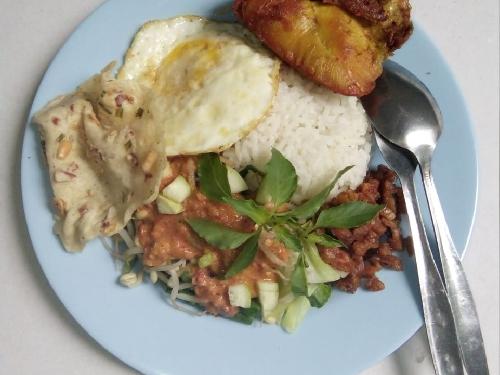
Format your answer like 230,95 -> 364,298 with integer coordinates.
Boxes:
34,2 -> 412,333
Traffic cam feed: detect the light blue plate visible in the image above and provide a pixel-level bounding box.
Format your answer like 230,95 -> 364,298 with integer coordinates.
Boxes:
21,1 -> 478,374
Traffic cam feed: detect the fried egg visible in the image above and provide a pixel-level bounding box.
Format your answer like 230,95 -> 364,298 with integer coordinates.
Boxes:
118,16 -> 280,156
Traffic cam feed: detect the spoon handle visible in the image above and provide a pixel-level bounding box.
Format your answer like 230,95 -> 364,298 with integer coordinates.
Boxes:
399,172 -> 464,375
420,162 -> 490,375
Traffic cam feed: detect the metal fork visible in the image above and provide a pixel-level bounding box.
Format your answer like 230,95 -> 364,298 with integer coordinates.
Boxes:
374,131 -> 464,375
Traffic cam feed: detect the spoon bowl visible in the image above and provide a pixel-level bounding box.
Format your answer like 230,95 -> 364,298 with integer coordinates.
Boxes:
362,60 -> 442,165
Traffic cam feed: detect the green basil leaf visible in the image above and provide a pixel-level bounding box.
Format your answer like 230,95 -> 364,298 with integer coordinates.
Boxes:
198,153 -> 231,202
230,300 -> 262,325
222,197 -> 271,225
186,218 -> 255,250
285,166 -> 353,219
308,284 -> 332,308
291,255 -> 308,296
225,231 -> 260,278
315,202 -> 384,229
256,148 -> 297,207
273,225 -> 302,252
307,233 -> 345,248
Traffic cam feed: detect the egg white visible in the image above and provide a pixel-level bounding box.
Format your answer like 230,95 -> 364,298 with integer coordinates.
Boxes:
118,16 -> 280,156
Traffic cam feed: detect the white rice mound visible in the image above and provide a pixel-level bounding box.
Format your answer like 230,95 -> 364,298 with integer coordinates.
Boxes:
223,66 -> 372,204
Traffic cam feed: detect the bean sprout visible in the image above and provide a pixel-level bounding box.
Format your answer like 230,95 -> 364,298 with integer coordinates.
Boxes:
123,247 -> 143,258
147,259 -> 186,272
119,228 -> 135,249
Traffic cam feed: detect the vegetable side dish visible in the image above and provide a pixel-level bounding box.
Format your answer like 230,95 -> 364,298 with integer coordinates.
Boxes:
118,153 -> 407,331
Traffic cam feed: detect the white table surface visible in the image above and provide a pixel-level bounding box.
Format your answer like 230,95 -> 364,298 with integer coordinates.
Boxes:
0,1 -> 498,374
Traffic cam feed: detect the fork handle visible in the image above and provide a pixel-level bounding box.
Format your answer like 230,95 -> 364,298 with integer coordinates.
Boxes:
421,162 -> 489,375
399,172 -> 464,375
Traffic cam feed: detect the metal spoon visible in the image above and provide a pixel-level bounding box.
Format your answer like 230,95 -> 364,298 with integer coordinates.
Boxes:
374,132 -> 463,375
362,60 -> 489,375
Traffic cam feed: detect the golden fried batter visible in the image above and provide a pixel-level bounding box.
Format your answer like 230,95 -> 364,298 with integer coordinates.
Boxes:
322,0 -> 386,22
233,0 -> 412,96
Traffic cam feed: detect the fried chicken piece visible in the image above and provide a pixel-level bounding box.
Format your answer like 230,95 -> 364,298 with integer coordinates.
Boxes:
233,0 -> 412,96
322,0 -> 386,22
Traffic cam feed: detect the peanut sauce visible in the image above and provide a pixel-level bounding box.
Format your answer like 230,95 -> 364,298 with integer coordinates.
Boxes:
137,157 -> 280,316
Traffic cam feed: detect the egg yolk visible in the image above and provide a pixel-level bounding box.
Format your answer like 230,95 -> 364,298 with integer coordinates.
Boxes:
154,39 -> 223,98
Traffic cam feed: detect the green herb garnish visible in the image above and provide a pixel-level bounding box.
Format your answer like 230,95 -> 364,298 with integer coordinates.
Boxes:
307,233 -> 345,248
192,150 -> 383,303
284,165 -> 353,219
256,148 -> 298,207
291,254 -> 308,296
222,197 -> 270,225
315,201 -> 384,229
186,218 -> 255,250
308,284 -> 332,308
273,225 -> 302,253
198,252 -> 215,268
225,230 -> 261,279
198,153 -> 231,202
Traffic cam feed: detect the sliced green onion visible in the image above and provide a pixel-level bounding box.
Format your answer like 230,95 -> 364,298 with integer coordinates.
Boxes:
198,252 -> 215,268
156,195 -> 184,215
161,175 -> 191,203
227,166 -> 248,194
304,243 -> 348,284
228,284 -> 252,308
281,296 -> 311,333
258,281 -> 279,313
307,283 -> 332,308
263,293 -> 295,324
